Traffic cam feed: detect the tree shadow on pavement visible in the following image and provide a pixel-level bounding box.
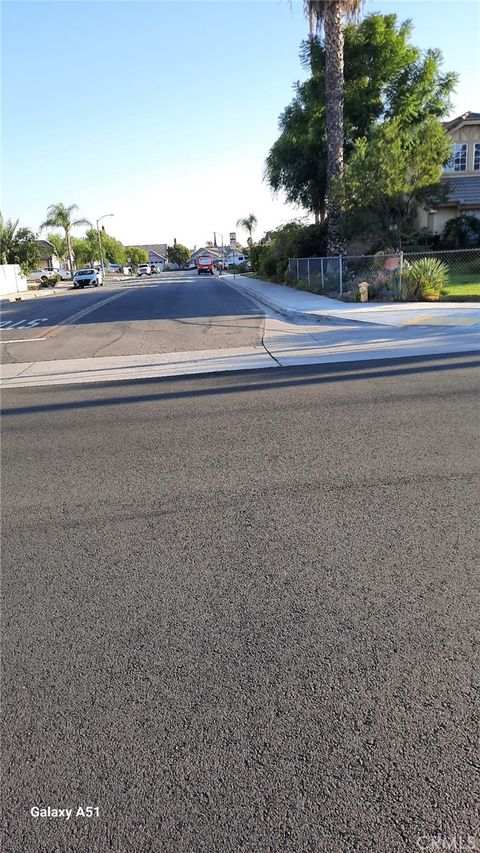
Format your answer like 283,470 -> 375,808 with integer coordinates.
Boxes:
2,352 -> 479,417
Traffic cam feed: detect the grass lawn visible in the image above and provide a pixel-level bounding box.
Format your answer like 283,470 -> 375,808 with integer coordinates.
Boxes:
442,275 -> 480,300
241,271 -> 480,301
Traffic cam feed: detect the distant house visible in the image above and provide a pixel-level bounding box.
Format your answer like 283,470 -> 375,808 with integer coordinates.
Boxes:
223,251 -> 249,266
417,111 -> 480,235
190,247 -> 223,267
134,244 -> 168,270
36,239 -> 61,270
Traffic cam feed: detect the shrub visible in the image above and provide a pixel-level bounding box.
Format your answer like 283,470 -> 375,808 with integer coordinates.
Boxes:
401,257 -> 448,301
346,284 -> 361,302
259,254 -> 277,278
468,255 -> 480,273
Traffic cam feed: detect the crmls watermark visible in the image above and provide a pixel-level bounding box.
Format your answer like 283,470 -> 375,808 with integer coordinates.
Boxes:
416,836 -> 479,852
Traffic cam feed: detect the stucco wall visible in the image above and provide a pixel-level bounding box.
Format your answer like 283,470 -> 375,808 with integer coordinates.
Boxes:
447,124 -> 480,176
417,205 -> 458,235
0,264 -> 28,295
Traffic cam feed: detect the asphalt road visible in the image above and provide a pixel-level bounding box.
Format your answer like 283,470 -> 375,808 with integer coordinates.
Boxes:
0,271 -> 265,363
2,354 -> 479,853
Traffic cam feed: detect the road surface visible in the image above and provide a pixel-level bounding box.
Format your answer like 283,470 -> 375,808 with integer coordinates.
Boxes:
2,353 -> 479,852
0,271 -> 265,363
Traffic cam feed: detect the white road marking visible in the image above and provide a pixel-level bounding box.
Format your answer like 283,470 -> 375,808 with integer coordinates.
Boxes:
0,337 -> 47,344
52,290 -> 130,330
0,318 -> 49,330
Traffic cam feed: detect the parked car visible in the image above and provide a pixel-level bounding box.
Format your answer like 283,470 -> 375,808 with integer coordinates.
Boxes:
73,268 -> 103,288
27,269 -> 58,285
57,268 -> 72,281
137,264 -> 152,276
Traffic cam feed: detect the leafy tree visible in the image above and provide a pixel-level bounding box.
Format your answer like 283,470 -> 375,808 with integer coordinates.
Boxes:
167,243 -> 190,267
267,15 -> 457,236
0,213 -> 40,273
40,203 -> 91,274
70,237 -> 94,267
71,230 -> 127,267
125,246 -> 149,265
250,220 -> 327,280
338,116 -> 452,247
46,232 -> 67,262
304,0 -> 364,254
95,230 -> 126,266
236,214 -> 258,249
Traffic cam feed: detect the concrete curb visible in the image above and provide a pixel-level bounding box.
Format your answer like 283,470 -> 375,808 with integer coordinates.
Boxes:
218,274 -> 480,329
218,274 -> 377,327
3,288 -> 64,302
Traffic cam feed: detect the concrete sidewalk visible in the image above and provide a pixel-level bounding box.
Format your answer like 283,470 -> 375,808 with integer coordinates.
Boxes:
220,273 -> 480,328
1,282 -> 74,302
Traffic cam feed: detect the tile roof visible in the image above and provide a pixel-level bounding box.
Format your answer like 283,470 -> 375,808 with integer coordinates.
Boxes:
441,175 -> 480,206
135,243 -> 168,256
190,247 -> 222,258
443,111 -> 480,131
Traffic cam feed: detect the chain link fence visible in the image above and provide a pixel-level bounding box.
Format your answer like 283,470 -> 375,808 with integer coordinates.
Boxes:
288,248 -> 480,300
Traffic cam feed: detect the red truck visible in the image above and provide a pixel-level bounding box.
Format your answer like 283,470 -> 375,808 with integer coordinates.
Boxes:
197,256 -> 215,275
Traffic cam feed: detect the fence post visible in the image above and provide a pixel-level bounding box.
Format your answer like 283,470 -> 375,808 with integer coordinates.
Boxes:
307,259 -> 311,289
296,258 -> 299,282
339,256 -> 343,296
399,250 -> 403,300
321,258 -> 324,292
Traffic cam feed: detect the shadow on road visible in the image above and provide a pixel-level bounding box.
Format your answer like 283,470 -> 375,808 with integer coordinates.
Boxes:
2,352 -> 479,417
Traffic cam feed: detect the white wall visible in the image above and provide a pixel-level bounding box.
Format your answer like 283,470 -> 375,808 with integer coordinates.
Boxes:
0,264 -> 28,295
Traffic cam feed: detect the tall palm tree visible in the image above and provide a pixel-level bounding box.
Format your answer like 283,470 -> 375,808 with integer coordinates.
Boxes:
40,203 -> 91,275
305,1 -> 363,255
236,214 -> 258,251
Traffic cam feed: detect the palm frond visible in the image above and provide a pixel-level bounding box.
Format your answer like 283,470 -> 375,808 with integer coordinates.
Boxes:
72,217 -> 92,228
305,0 -> 363,33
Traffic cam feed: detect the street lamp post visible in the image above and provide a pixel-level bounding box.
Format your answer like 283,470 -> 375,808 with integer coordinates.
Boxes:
96,213 -> 114,279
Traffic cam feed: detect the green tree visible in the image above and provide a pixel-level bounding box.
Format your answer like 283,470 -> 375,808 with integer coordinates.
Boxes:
236,214 -> 258,250
46,232 -> 67,263
94,230 -> 126,266
338,116 -> 452,247
40,203 -> 91,274
267,15 -> 457,230
125,246 -> 149,265
70,237 -> 94,268
305,0 -> 364,255
250,220 -> 327,279
167,243 -> 191,267
0,213 -> 40,273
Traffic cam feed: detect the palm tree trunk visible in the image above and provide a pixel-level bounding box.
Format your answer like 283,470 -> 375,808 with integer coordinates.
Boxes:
66,228 -> 74,275
324,0 -> 345,256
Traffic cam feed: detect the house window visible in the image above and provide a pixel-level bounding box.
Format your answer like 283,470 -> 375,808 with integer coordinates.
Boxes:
445,143 -> 468,172
474,143 -> 480,171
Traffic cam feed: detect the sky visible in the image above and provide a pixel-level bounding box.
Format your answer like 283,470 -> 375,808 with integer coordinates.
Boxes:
2,0 -> 479,250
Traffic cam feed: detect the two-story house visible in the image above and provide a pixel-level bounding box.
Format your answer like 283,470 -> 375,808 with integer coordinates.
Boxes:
418,111 -> 480,235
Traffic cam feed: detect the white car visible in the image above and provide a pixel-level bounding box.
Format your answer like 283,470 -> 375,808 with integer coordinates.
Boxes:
27,269 -> 58,285
57,268 -> 72,281
137,264 -> 151,276
73,268 -> 103,288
